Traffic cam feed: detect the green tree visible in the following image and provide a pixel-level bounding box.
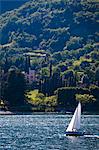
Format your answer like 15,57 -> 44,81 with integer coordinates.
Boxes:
76,94 -> 96,104
3,67 -> 26,107
62,70 -> 76,87
65,36 -> 83,50
95,67 -> 99,85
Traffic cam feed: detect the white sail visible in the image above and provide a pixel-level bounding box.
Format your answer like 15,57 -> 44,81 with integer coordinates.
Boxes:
66,102 -> 81,132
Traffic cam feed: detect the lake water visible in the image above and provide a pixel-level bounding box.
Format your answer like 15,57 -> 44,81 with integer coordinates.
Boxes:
0,114 -> 99,150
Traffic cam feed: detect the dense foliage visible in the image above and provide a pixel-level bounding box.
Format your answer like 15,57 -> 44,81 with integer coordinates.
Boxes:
56,86 -> 99,111
76,94 -> 96,103
27,90 -> 57,111
1,67 -> 27,110
0,0 -> 99,111
0,0 -> 98,66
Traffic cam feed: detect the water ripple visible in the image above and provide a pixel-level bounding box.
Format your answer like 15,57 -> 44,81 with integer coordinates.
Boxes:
0,115 -> 99,150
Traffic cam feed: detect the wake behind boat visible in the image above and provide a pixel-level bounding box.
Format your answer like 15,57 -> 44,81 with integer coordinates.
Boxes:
65,102 -> 84,136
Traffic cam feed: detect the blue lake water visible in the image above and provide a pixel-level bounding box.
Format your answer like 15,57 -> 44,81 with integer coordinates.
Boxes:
0,114 -> 99,150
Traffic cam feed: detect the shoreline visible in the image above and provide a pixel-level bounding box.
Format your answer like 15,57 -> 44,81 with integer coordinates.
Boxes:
0,111 -> 99,115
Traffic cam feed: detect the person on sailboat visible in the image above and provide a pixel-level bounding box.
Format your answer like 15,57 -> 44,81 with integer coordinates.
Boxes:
72,129 -> 77,132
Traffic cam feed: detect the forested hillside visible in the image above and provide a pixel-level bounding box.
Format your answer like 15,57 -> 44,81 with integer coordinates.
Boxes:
0,0 -> 99,64
0,1 -> 99,81
0,0 -> 99,111
0,0 -> 29,14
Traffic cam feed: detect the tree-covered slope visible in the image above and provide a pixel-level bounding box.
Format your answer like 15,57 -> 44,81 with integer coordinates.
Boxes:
0,0 -> 29,14
0,0 -> 98,48
0,0 -> 99,74
0,0 -> 99,111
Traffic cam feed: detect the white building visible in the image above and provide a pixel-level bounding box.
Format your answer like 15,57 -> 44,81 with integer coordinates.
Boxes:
23,68 -> 36,84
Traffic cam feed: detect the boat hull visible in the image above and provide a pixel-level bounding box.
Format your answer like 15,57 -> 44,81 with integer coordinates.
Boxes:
65,131 -> 84,136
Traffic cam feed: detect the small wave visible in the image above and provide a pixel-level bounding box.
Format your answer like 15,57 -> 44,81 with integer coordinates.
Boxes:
84,134 -> 99,138
60,134 -> 99,139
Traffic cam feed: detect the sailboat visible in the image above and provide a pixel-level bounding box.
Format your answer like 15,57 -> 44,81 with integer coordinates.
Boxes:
65,102 -> 84,136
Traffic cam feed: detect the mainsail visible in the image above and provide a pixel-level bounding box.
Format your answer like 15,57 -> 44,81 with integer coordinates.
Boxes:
66,102 -> 81,132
